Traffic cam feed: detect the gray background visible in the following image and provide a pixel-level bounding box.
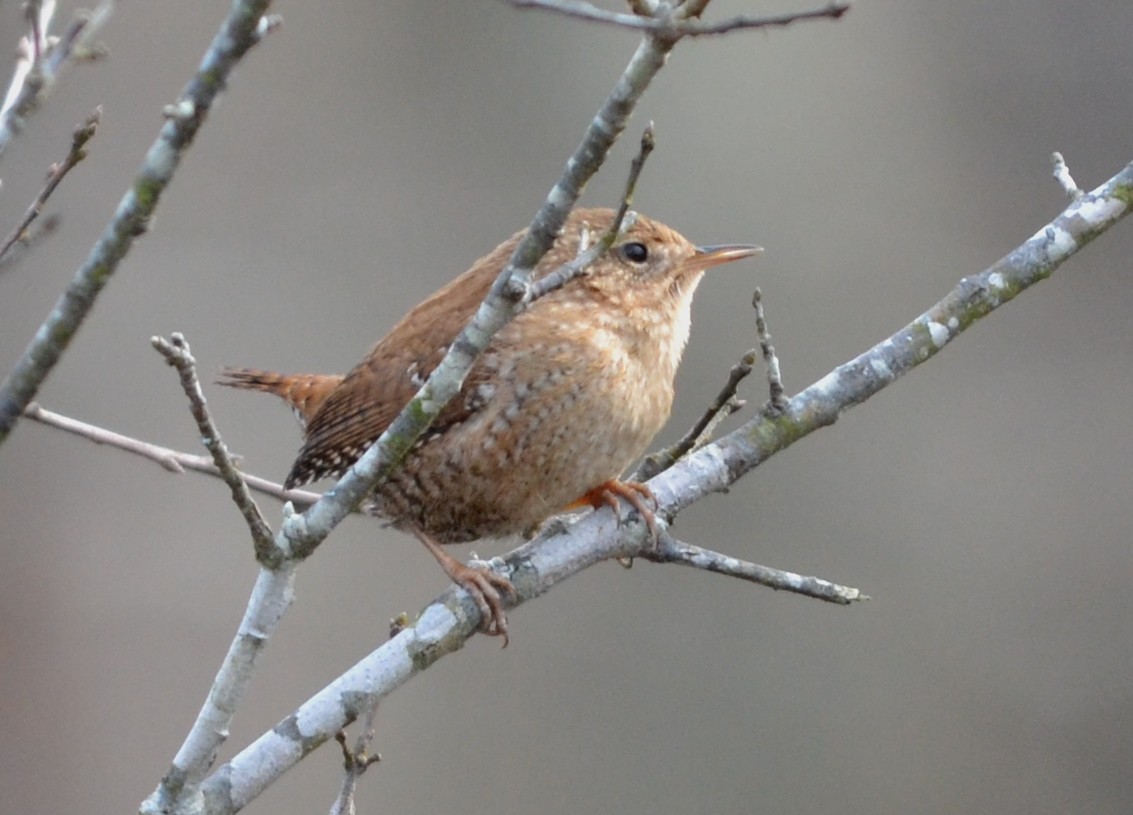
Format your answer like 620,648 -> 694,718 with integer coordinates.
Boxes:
2,1 -> 1131,813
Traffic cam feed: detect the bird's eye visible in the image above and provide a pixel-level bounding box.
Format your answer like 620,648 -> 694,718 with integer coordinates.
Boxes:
619,242 -> 649,264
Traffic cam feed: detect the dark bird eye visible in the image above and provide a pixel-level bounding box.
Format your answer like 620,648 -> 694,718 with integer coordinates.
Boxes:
619,242 -> 649,264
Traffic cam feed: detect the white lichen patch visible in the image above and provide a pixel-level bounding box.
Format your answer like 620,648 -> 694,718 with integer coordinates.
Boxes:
1073,194 -> 1124,225
869,357 -> 894,380
927,320 -> 950,349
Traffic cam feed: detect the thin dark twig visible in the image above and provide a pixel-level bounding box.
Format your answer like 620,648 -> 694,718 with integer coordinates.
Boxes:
153,333 -> 277,561
0,107 -> 100,265
610,121 -> 655,234
752,288 -> 786,414
634,286 -> 784,480
511,0 -> 850,37
633,350 -> 753,482
525,123 -> 656,302
0,214 -> 59,271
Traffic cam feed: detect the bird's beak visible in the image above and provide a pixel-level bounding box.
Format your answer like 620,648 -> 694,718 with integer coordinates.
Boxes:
687,243 -> 762,272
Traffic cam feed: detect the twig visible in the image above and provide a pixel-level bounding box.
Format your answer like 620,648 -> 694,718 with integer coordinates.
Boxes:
0,214 -> 59,271
752,288 -> 786,414
645,533 -> 865,603
0,0 -> 114,159
633,350 -> 753,481
0,107 -> 100,265
197,154 -> 1131,810
152,333 -> 276,561
0,0 -> 277,445
330,710 -> 381,815
525,123 -> 655,302
511,0 -> 850,37
635,284 -> 784,480
328,614 -> 405,815
1051,151 -> 1082,200
21,401 -> 322,507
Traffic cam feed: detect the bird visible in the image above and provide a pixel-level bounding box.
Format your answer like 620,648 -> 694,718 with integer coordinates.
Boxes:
219,207 -> 758,642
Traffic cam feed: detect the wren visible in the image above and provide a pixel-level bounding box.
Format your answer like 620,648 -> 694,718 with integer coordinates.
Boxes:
220,208 -> 758,641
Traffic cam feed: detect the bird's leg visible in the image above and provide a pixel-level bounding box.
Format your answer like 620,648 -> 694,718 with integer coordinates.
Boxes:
413,530 -> 515,645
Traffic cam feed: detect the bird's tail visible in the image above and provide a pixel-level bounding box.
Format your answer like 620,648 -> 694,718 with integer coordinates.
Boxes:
217,368 -> 343,429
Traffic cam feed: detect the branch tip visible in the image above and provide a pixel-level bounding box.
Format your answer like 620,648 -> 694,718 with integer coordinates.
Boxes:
152,332 -> 277,558
1051,151 -> 1083,200
752,288 -> 786,413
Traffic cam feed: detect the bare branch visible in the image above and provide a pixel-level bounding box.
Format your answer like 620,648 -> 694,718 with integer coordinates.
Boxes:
644,533 -> 866,603
328,615 -> 404,815
21,402 -> 321,506
0,213 -> 59,270
330,711 -> 381,815
0,0 -> 277,446
511,0 -> 851,37
152,333 -> 276,561
635,284 -> 784,481
752,287 -> 787,414
633,350 -> 753,481
0,107 -> 100,266
0,0 -> 114,159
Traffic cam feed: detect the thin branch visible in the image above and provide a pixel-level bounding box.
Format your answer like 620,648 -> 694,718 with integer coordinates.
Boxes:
633,350 -> 753,481
328,615 -> 404,815
511,0 -> 850,37
21,402 -> 322,507
152,333 -> 276,561
0,0 -> 114,159
0,0 -> 277,446
645,533 -> 866,603
0,107 -> 100,265
525,122 -> 655,302
752,287 -> 787,414
635,283 -> 786,481
0,214 -> 59,271
330,711 -> 381,815
197,154 -> 1131,811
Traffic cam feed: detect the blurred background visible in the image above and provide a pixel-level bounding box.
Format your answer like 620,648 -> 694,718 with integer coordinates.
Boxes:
1,1 -> 1131,813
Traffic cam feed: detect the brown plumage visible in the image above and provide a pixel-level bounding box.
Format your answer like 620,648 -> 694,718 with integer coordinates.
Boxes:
219,208 -> 758,641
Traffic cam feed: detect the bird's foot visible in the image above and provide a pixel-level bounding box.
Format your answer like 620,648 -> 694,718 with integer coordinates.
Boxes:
415,531 -> 515,646
575,479 -> 662,549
